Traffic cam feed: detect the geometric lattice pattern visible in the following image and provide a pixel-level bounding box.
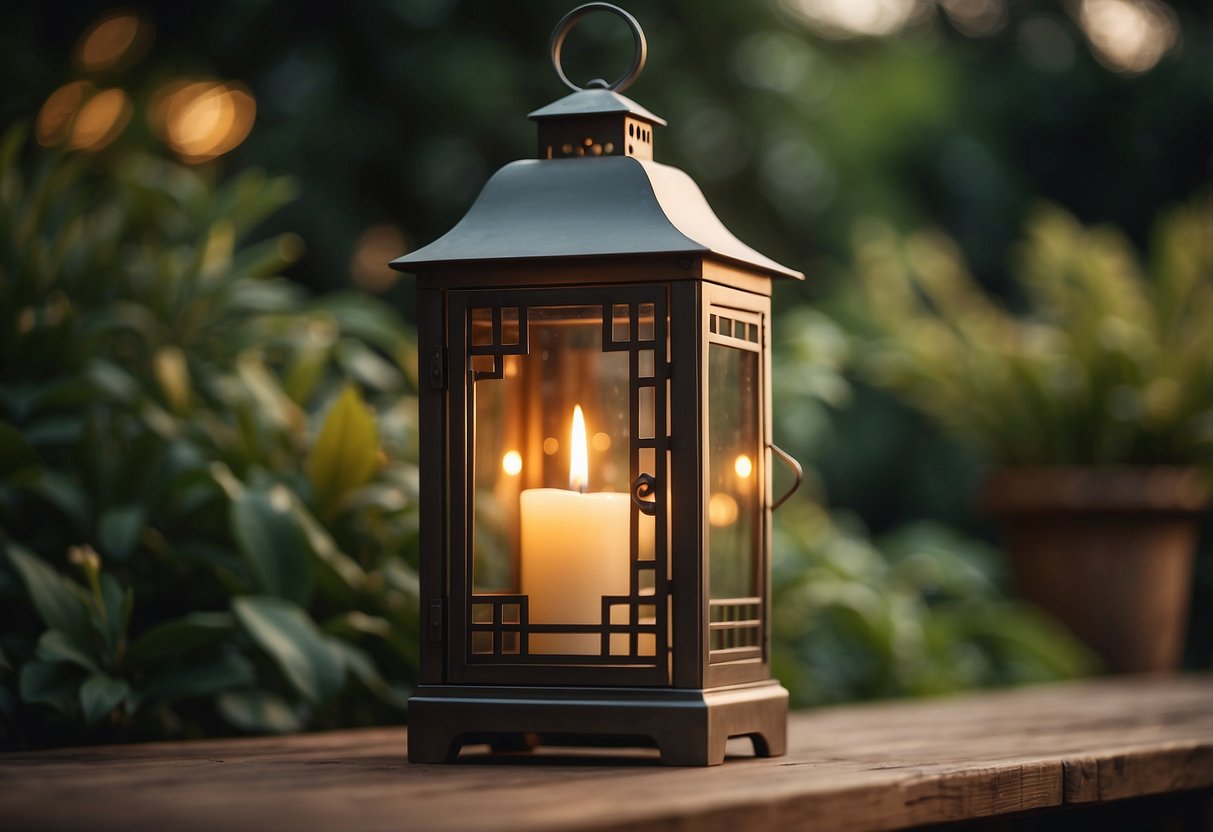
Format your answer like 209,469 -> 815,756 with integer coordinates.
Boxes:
466,295 -> 669,667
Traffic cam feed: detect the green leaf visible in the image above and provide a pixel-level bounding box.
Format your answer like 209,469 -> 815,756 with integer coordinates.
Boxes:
217,689 -> 302,734
31,470 -> 90,528
19,659 -> 84,708
6,544 -> 93,648
232,595 -> 345,706
228,486 -> 312,604
125,612 -> 236,668
96,572 -> 127,649
0,421 -> 39,478
331,639 -> 408,708
36,629 -> 100,673
140,652 -> 256,702
80,673 -> 131,724
307,385 -> 378,517
97,504 -> 146,561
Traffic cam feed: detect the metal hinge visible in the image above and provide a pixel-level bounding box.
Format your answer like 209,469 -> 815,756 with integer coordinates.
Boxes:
428,345 -> 447,390
428,598 -> 444,642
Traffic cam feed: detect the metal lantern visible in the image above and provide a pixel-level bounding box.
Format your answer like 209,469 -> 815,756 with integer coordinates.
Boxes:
394,2 -> 803,766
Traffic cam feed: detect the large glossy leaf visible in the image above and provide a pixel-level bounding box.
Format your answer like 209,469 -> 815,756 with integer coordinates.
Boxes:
228,486 -> 312,604
217,689 -> 302,734
231,595 -> 345,705
97,504 -> 146,562
124,611 -> 236,669
35,629 -> 100,673
80,672 -> 131,724
307,385 -> 378,517
6,545 -> 93,649
139,652 -> 256,702
18,659 -> 84,708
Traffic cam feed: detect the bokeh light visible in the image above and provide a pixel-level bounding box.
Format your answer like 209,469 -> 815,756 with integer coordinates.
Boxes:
734,454 -> 754,478
150,80 -> 257,164
1076,0 -> 1178,74
66,88 -> 132,152
351,224 -> 407,292
938,0 -> 1006,37
781,0 -> 926,39
75,10 -> 150,72
708,493 -> 739,527
501,450 -> 523,477
35,81 -> 91,147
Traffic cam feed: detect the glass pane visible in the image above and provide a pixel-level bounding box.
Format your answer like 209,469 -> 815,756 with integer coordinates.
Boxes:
471,304 -> 642,655
707,342 -> 760,599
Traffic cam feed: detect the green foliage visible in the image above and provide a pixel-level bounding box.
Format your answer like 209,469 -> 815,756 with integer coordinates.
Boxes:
770,311 -> 1095,704
0,130 -> 419,746
772,505 -> 1097,705
847,201 -> 1213,466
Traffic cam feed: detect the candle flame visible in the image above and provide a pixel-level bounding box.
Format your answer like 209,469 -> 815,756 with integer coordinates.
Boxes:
570,405 -> 588,493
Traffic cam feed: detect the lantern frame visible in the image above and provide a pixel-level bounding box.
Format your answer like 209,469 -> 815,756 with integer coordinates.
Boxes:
396,3 -> 803,766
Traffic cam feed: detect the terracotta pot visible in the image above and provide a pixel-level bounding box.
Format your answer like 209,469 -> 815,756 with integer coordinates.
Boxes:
984,466 -> 1208,674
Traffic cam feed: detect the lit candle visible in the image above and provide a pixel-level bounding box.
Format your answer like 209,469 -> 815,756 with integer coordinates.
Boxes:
520,405 -> 630,654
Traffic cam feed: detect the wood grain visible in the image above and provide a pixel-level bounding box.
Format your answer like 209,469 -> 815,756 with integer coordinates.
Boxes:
1,675 -> 1209,832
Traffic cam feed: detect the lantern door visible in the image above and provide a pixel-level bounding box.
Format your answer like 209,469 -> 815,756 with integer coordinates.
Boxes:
702,283 -> 771,688
447,286 -> 671,686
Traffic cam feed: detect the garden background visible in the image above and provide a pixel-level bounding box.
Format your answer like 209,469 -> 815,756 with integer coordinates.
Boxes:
1,0 -> 1209,748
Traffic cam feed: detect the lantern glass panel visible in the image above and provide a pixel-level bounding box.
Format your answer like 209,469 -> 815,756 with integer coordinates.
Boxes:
707,340 -> 760,601
469,302 -> 659,657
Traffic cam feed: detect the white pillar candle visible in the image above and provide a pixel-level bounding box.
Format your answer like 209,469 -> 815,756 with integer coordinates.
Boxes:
520,405 -> 631,654
520,489 -> 630,654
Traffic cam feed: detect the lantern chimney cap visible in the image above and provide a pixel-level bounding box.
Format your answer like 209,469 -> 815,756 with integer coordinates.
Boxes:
527,88 -> 666,127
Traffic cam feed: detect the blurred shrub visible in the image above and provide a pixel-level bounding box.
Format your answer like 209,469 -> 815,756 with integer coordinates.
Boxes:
770,307 -> 1094,704
0,129 -> 421,747
772,505 -> 1096,705
846,200 -> 1213,467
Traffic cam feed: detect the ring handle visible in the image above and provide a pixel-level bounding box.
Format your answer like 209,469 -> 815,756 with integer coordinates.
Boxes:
769,444 -> 803,512
549,2 -> 647,93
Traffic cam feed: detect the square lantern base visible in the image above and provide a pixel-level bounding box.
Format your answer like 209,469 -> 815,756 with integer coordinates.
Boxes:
406,680 -> 788,766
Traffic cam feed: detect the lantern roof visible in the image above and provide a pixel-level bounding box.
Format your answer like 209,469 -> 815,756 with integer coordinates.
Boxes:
390,156 -> 803,280
391,2 -> 803,282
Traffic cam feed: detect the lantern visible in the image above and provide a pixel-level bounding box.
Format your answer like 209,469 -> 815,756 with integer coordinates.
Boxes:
394,2 -> 803,766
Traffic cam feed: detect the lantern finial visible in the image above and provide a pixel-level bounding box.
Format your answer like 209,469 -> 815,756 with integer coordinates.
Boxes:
530,3 -> 665,160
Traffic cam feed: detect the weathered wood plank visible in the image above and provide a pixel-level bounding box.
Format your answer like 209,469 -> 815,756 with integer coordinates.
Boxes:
1,675 -> 1209,832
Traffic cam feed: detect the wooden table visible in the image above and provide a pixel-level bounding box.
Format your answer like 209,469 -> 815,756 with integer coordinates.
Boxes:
2,675 -> 1210,832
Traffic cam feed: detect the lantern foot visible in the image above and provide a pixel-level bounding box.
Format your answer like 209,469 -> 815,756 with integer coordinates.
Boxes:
406,680 -> 788,766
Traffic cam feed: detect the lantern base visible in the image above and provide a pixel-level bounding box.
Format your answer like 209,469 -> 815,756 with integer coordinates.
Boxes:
406,680 -> 788,766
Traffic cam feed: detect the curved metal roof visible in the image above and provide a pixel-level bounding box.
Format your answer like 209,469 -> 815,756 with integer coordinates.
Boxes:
390,156 -> 803,280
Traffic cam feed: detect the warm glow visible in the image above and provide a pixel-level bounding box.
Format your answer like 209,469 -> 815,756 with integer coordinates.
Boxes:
708,493 -> 739,527
76,11 -> 147,72
35,81 -> 90,147
1077,0 -> 1178,74
66,88 -> 131,151
351,224 -> 407,292
151,80 -> 256,163
543,437 -> 559,455
570,405 -> 589,492
782,0 -> 924,38
591,431 -> 612,452
939,0 -> 1005,37
502,450 -> 523,477
734,454 -> 754,479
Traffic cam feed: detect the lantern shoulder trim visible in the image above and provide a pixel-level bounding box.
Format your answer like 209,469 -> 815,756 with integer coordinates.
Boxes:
390,156 -> 803,281
527,88 -> 667,126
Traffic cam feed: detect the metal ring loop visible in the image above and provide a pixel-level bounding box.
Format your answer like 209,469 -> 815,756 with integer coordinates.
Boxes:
549,2 -> 647,93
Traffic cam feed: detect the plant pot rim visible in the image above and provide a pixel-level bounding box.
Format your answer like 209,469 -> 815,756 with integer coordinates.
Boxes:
982,465 -> 1210,516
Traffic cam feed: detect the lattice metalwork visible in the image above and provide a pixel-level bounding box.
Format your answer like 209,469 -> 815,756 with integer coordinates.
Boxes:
462,290 -> 669,673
